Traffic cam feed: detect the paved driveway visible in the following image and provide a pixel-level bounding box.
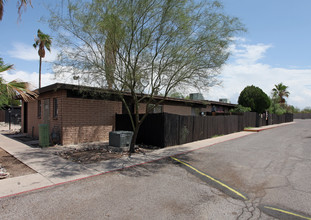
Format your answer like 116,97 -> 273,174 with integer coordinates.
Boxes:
173,119 -> 311,219
1,120 -> 310,219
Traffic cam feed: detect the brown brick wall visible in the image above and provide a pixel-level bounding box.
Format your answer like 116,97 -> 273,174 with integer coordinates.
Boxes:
202,106 -> 212,112
163,105 -> 192,116
61,97 -> 122,145
22,90 -> 65,139
137,103 -> 192,116
137,103 -> 147,114
22,88 -> 208,145
22,89 -> 122,145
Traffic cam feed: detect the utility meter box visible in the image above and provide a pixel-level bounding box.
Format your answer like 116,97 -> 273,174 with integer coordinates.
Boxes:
39,124 -> 49,147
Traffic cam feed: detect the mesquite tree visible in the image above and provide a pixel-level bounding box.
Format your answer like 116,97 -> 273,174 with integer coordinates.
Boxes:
49,0 -> 245,153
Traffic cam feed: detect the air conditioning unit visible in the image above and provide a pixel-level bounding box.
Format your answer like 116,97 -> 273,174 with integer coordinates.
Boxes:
109,131 -> 134,148
189,93 -> 204,100
219,98 -> 230,103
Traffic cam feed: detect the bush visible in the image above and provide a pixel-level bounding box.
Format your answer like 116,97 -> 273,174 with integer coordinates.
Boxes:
269,102 -> 286,115
238,85 -> 270,113
230,105 -> 251,113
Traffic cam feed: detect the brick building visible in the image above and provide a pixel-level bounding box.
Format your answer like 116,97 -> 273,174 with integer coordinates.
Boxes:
21,83 -> 236,145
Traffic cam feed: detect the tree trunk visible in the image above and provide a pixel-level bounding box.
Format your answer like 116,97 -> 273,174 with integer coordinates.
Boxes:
39,56 -> 42,88
129,123 -> 140,153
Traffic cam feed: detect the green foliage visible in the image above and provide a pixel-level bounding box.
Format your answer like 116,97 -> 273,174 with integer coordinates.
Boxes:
271,83 -> 290,105
49,0 -> 245,93
1,57 -> 38,108
33,29 -> 52,88
301,107 -> 311,113
169,92 -> 185,99
229,104 -> 251,113
238,85 -> 270,113
0,77 -> 20,108
285,105 -> 300,114
0,58 -> 13,73
33,29 -> 52,58
268,100 -> 286,115
49,0 -> 245,152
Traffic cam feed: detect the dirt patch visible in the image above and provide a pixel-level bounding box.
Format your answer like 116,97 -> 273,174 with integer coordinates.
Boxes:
0,148 -> 36,179
55,144 -> 160,164
56,147 -> 126,164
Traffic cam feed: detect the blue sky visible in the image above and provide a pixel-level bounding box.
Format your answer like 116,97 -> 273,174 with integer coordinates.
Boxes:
1,0 -> 311,109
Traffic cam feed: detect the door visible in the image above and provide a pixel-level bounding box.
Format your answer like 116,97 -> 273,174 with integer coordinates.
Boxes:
43,99 -> 50,124
23,102 -> 28,133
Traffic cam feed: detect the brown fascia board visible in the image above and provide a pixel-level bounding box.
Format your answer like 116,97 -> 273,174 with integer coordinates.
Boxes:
36,83 -> 208,107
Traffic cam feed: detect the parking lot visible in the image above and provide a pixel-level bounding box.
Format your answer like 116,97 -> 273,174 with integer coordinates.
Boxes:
1,120 -> 311,219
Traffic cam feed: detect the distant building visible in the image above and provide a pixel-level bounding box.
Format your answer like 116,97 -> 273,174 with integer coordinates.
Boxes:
219,98 -> 230,104
189,93 -> 204,100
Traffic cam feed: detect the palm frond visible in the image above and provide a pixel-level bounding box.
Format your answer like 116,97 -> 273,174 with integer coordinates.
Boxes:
0,64 -> 13,72
17,0 -> 32,20
6,80 -> 38,102
0,0 -> 4,21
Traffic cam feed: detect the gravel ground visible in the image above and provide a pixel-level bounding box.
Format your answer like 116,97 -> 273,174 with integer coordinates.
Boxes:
0,147 -> 36,179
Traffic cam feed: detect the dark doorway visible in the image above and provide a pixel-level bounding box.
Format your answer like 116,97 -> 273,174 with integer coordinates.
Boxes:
122,102 -> 134,114
23,102 -> 28,133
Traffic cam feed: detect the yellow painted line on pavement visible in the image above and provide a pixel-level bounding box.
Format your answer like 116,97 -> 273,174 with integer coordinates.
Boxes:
264,206 -> 311,220
171,157 -> 248,201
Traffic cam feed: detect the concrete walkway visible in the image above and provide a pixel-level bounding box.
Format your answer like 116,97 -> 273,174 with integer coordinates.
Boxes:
0,122 -> 295,198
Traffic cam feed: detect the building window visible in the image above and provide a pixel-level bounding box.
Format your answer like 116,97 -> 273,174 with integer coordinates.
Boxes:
53,98 -> 58,118
37,100 -> 41,118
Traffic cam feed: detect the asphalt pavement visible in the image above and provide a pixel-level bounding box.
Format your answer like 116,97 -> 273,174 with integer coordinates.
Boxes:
1,120 -> 310,219
173,119 -> 311,219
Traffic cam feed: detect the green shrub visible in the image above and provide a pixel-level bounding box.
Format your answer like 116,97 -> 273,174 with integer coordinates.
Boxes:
238,85 -> 270,113
230,105 -> 251,113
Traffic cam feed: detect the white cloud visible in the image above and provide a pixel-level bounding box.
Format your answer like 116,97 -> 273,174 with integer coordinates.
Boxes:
1,70 -> 55,89
229,43 -> 273,65
7,42 -> 58,62
205,41 -> 311,109
2,39 -> 311,109
1,69 -> 80,90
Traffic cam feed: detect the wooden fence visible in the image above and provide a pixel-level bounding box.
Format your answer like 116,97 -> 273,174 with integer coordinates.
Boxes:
294,113 -> 311,119
0,107 -> 22,124
116,112 -> 293,148
0,110 -> 5,122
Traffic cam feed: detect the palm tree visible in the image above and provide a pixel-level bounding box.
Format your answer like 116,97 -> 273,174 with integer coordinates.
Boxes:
0,58 -> 38,108
272,83 -> 290,105
102,14 -> 123,89
0,58 -> 13,72
0,0 -> 32,21
33,29 -> 52,88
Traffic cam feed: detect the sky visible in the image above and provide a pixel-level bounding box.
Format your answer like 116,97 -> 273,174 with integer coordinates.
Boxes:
0,0 -> 311,109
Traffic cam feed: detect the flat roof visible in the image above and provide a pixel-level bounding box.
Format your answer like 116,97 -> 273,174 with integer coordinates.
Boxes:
36,83 -> 236,108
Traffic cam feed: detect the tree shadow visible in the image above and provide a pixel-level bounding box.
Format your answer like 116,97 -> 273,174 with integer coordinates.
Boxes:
3,133 -> 40,148
13,149 -> 97,180
116,146 -> 195,178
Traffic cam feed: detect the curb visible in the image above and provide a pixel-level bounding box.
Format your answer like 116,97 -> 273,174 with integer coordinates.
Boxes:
244,121 -> 295,133
0,132 -> 253,199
